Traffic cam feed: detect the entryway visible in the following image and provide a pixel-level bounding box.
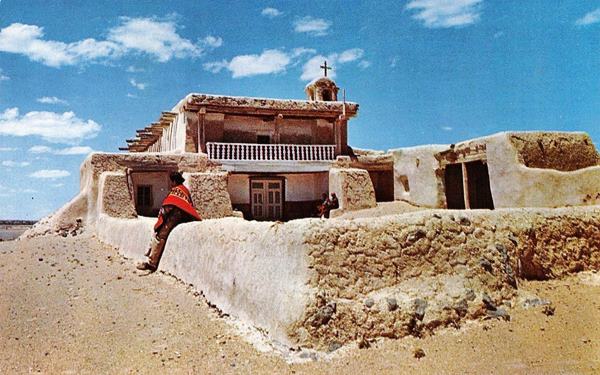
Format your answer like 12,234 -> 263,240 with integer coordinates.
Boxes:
444,160 -> 494,209
250,178 -> 284,220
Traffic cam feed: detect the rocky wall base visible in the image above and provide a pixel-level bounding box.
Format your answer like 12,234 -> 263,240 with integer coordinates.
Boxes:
291,207 -> 600,349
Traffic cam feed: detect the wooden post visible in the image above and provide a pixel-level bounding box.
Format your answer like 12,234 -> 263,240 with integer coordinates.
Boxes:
462,162 -> 470,209
197,107 -> 206,153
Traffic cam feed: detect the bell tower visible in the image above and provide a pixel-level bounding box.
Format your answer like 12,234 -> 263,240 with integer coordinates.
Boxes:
305,60 -> 339,102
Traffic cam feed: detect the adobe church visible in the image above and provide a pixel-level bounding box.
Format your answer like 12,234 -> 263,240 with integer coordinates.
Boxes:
118,65 -> 395,221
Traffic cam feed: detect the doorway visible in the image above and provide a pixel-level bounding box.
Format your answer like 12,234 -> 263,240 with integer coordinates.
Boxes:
250,178 -> 284,220
443,161 -> 494,209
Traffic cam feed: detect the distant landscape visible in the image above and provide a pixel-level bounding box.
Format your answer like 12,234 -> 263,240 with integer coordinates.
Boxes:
0,220 -> 37,241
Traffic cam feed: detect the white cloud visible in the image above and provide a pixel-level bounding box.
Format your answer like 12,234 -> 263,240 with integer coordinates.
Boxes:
576,8 -> 600,26
390,56 -> 399,68
36,96 -> 68,105
28,145 -> 93,155
406,0 -> 483,28
0,107 -> 100,144
52,183 -> 64,188
0,17 -> 212,67
358,60 -> 371,69
28,145 -> 52,153
107,17 -> 201,62
126,65 -> 145,73
0,147 -> 16,151
127,93 -> 138,98
129,78 -> 147,90
0,23 -> 120,67
201,35 -> 223,48
1,160 -> 30,167
54,146 -> 93,155
294,16 -> 331,36
441,126 -> 453,131
29,169 -> 70,179
300,48 -> 366,81
338,48 -> 364,63
204,49 -> 291,78
0,69 -> 8,81
262,8 -> 282,18
493,31 -> 504,39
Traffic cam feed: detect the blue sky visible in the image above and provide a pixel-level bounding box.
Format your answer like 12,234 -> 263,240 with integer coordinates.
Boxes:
0,0 -> 599,219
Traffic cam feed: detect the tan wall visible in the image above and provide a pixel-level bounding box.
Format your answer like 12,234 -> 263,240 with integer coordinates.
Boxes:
391,145 -> 449,208
98,172 -> 137,219
328,167 -> 377,211
487,132 -> 600,208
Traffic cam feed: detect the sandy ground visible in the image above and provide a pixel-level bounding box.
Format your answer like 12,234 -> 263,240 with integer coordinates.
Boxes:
1,233 -> 599,374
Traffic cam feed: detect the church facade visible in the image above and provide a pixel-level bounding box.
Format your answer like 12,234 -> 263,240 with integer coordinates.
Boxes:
120,74 -> 360,221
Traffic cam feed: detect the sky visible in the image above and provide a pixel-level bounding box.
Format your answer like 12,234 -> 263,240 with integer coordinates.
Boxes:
0,0 -> 599,219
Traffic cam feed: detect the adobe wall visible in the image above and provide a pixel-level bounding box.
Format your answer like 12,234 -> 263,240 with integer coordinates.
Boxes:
486,132 -> 600,207
94,205 -> 600,350
390,132 -> 600,209
23,152 -> 219,237
390,145 -> 448,207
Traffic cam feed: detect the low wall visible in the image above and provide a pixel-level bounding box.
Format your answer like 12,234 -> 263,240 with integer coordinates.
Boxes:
95,205 -> 600,351
96,215 -> 315,345
487,133 -> 600,207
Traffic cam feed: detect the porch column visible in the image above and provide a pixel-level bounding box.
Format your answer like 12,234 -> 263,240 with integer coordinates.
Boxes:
198,107 -> 206,153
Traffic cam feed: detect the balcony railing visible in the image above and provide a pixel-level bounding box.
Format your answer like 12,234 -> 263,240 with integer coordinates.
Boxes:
206,142 -> 336,161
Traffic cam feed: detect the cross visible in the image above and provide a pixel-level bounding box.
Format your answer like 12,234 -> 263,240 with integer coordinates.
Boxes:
320,60 -> 332,77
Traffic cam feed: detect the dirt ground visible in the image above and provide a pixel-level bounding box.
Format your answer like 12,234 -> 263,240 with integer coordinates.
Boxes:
1,233 -> 599,374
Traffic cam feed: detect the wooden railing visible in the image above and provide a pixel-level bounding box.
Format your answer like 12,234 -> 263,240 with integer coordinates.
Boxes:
206,142 -> 336,161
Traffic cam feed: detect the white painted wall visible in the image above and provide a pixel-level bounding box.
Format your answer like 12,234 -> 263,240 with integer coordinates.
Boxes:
228,173 -> 328,205
96,215 -> 314,345
390,144 -> 448,208
486,132 -> 600,208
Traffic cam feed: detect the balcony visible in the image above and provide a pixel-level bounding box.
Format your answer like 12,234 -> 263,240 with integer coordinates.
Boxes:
206,142 -> 336,162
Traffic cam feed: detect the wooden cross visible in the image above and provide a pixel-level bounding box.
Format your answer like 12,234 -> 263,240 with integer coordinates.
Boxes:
320,60 -> 332,77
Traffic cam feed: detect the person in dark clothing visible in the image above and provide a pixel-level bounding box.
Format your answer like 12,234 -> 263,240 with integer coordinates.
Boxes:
330,193 -> 339,210
318,192 -> 332,218
136,172 -> 201,272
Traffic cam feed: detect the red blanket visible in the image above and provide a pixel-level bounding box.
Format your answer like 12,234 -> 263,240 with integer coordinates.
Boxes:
154,184 -> 201,230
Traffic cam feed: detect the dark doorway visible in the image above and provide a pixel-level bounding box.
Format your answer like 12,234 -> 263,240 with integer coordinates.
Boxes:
465,160 -> 494,209
368,170 -> 395,202
444,164 -> 465,209
257,135 -> 270,144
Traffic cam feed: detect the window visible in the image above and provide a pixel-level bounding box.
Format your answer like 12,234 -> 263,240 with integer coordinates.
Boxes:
137,185 -> 153,207
257,135 -> 270,144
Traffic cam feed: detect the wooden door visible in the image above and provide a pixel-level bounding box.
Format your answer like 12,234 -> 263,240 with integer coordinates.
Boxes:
251,179 -> 283,220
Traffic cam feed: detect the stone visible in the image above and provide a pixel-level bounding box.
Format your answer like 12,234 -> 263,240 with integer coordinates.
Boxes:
364,298 -> 374,308
542,305 -> 555,316
311,302 -> 336,327
407,229 -> 426,243
482,293 -> 496,310
522,298 -> 551,309
413,347 -> 426,359
459,217 -> 471,226
386,298 -> 398,311
327,341 -> 342,352
357,336 -> 370,349
479,258 -> 493,273
414,298 -> 428,321
486,308 -> 510,321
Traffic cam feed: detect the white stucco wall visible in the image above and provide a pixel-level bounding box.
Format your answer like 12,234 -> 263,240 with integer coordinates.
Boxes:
486,133 -> 600,208
96,215 -> 314,345
228,173 -> 328,205
390,145 -> 448,208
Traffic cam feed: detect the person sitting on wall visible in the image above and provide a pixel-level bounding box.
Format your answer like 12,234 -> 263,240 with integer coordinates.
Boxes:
318,192 -> 332,218
330,193 -> 339,210
136,171 -> 201,273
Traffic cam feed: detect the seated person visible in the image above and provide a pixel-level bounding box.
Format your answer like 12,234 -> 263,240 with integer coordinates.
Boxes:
137,172 -> 201,272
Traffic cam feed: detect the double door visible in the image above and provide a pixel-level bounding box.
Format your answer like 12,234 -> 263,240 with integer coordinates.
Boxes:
250,178 -> 283,221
